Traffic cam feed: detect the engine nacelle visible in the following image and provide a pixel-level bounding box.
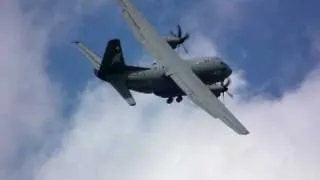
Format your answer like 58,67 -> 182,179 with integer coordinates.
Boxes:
208,84 -> 224,91
208,84 -> 225,97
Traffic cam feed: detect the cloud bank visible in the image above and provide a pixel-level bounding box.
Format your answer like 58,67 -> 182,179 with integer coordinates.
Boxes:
0,0 -> 109,179
35,19 -> 320,180
36,63 -> 320,180
0,1 -> 60,179
1,0 -> 320,180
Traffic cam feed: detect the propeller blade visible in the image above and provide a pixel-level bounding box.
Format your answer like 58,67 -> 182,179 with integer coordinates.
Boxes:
226,91 -> 234,99
177,25 -> 182,38
222,92 -> 225,102
224,78 -> 231,87
182,44 -> 188,54
169,25 -> 191,53
219,78 -> 234,102
183,33 -> 190,41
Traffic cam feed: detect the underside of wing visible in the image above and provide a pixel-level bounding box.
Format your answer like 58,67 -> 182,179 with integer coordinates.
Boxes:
169,73 -> 249,135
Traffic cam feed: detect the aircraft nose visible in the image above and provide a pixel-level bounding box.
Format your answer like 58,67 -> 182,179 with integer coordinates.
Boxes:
222,64 -> 232,77
225,66 -> 232,77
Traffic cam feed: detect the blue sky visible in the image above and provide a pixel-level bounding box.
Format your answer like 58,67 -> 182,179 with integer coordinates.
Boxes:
47,0 -> 320,100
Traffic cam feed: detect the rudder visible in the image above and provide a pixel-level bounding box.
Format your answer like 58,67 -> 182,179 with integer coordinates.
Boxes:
99,38 -> 126,74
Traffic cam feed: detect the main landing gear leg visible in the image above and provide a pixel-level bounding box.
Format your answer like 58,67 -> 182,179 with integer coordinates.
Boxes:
166,97 -> 173,104
176,96 -> 183,103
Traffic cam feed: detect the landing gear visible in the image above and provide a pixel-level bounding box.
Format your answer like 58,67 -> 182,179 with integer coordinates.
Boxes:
166,96 -> 183,104
176,96 -> 183,103
166,97 -> 173,104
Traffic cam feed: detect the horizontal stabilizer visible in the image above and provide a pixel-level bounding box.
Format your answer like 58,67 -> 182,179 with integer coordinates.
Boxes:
109,77 -> 136,106
73,41 -> 101,69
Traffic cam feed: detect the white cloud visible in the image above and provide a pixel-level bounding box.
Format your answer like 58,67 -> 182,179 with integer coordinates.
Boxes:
34,25 -> 320,180
35,61 -> 320,180
2,0 -> 320,180
31,1 -> 320,178
181,33 -> 218,59
0,0 -> 110,180
0,1 -> 59,178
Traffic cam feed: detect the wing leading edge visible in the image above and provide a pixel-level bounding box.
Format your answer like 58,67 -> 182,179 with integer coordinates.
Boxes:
116,0 -> 249,135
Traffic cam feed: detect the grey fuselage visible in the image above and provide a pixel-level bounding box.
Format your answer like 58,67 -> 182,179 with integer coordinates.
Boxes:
123,56 -> 232,98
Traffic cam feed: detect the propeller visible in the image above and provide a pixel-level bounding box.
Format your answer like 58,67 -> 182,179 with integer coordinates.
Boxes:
170,25 -> 190,53
220,78 -> 234,101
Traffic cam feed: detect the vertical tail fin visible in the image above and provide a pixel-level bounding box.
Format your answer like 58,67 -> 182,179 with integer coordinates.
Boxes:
73,39 -> 126,73
99,38 -> 126,74
73,39 -> 136,106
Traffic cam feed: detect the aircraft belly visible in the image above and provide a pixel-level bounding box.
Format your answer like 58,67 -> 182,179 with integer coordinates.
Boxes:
151,78 -> 184,97
126,79 -> 153,93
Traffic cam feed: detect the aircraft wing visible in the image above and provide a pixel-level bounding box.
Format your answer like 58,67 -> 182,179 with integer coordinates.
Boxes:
116,0 -> 249,135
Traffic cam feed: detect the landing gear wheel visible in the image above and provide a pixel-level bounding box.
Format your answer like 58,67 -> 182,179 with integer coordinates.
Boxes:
176,96 -> 183,103
166,97 -> 173,104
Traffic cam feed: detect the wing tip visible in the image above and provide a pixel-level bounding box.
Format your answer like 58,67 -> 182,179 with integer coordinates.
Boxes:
127,97 -> 136,106
239,130 -> 250,135
219,116 -> 250,135
236,127 -> 250,135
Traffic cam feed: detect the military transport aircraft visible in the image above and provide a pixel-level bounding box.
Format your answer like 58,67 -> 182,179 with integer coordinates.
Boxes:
73,0 -> 250,135
74,39 -> 232,104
